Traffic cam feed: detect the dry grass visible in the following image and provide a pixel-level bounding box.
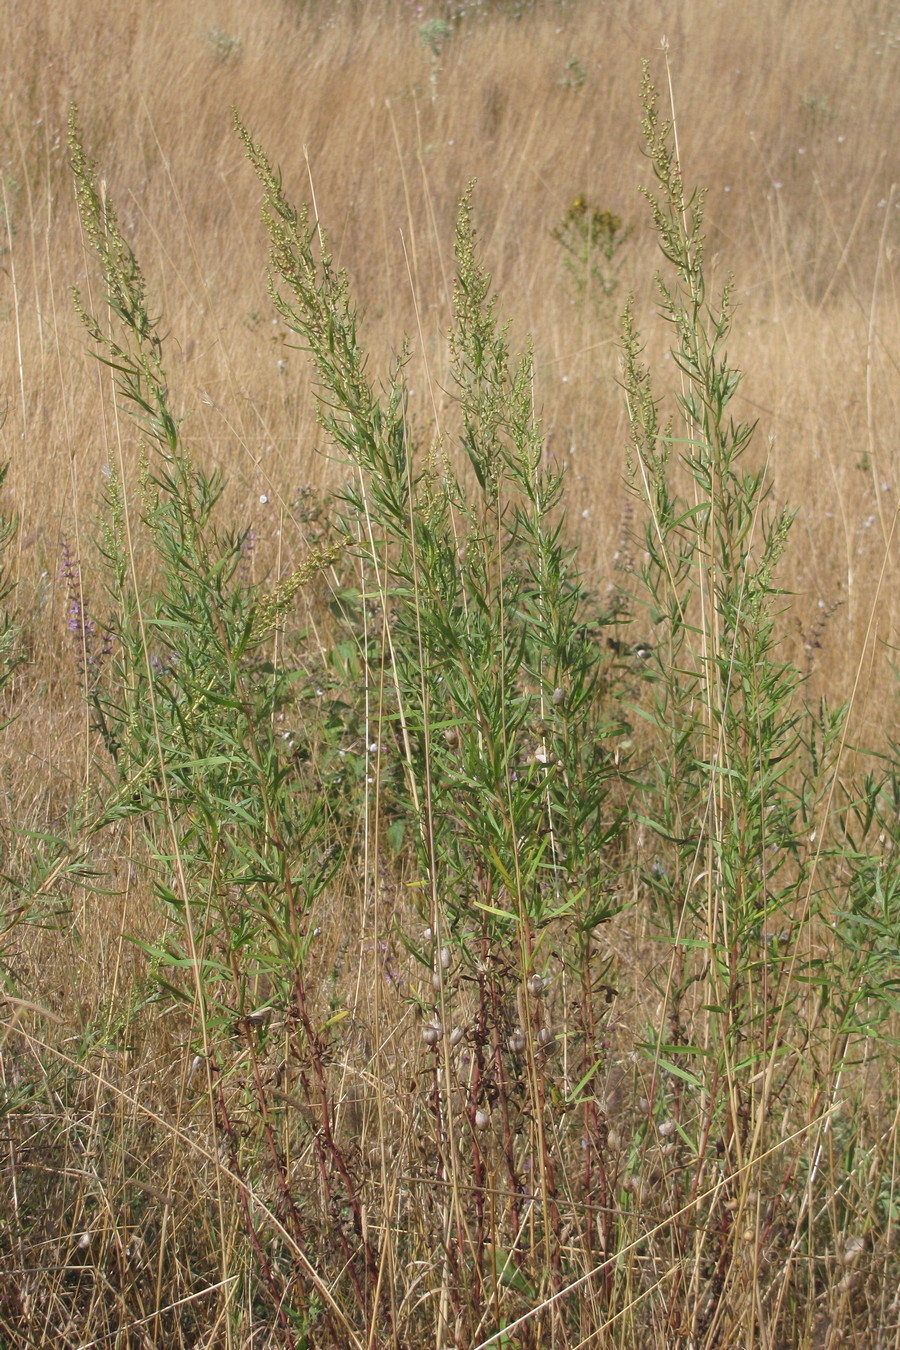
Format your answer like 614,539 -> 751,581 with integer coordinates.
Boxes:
1,1 -> 899,1347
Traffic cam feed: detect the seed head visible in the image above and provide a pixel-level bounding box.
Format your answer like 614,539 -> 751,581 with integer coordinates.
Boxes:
842,1235 -> 868,1265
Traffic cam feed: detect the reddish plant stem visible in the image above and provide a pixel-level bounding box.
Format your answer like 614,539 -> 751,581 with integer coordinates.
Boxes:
214,1073 -> 302,1349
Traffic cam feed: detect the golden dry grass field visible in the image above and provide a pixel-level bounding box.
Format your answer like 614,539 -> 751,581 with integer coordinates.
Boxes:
1,2 -> 899,1347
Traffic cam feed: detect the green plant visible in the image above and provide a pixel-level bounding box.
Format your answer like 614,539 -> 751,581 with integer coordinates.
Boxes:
618,62 -> 898,1346
551,195 -> 632,312
69,108 -> 358,1344
0,468 -> 79,966
238,107 -> 633,1339
559,55 -> 587,89
6,58 -> 893,1350
419,17 -> 452,56
419,18 -> 453,101
205,27 -> 242,64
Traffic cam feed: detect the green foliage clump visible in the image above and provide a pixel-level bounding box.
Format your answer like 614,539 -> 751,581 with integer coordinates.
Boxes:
552,194 -> 633,310
3,71 -> 896,1350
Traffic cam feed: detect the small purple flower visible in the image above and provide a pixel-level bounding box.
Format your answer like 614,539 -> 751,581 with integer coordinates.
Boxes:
60,539 -> 112,681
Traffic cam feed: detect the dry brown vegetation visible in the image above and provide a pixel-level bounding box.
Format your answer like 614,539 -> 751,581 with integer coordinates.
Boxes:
1,1 -> 899,1347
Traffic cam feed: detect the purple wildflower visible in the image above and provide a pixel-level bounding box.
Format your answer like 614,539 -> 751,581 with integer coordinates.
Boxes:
60,539 -> 112,682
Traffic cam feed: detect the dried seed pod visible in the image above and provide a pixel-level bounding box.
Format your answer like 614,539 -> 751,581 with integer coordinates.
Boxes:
551,686 -> 566,707
527,973 -> 544,997
245,1006 -> 273,1028
657,1119 -> 677,1138
423,926 -> 433,942
440,946 -> 452,970
842,1235 -> 868,1265
443,727 -> 460,750
474,1108 -> 490,1131
449,1026 -> 464,1047
508,1027 -> 526,1055
432,970 -> 443,991
423,1018 -> 442,1047
537,1027 -> 557,1053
